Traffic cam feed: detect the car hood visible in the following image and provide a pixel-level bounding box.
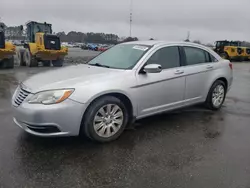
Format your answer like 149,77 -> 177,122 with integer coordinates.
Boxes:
22,64 -> 125,93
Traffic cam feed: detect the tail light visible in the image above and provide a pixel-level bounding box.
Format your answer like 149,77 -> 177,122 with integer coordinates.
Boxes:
229,62 -> 233,70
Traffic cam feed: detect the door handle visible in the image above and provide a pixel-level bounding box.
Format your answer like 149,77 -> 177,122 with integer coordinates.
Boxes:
174,70 -> 184,75
206,65 -> 213,69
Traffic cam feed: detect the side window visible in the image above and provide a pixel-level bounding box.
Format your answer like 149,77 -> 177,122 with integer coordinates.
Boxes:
210,54 -> 219,62
184,46 -> 208,65
204,51 -> 211,62
146,46 -> 180,69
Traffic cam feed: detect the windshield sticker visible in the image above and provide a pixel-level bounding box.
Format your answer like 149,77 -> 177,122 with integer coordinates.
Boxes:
133,45 -> 149,51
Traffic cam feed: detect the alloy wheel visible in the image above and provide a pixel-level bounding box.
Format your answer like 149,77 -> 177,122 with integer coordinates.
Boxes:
93,104 -> 124,138
212,84 -> 225,107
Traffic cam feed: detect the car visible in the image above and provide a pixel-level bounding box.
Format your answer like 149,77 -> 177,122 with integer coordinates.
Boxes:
81,43 -> 88,50
88,43 -> 98,51
98,45 -> 109,52
12,41 -> 233,142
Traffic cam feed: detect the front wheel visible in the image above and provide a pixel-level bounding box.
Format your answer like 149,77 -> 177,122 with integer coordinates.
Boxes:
81,96 -> 129,142
1,56 -> 14,69
52,58 -> 64,67
205,80 -> 226,110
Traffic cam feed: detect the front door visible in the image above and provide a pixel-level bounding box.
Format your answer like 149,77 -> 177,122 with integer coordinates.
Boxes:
135,46 -> 186,118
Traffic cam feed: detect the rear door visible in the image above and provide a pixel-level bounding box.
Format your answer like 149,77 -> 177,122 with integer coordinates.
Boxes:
181,46 -> 219,104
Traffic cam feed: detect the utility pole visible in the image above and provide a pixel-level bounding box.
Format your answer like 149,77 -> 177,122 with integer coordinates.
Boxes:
129,0 -> 133,37
185,31 -> 190,42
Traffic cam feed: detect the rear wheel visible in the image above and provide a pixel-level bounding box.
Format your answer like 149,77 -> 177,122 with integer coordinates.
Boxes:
24,49 -> 38,67
17,49 -> 25,66
205,80 -> 226,110
81,96 -> 129,142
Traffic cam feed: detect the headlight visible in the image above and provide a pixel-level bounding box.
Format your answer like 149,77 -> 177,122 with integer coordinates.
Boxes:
28,89 -> 74,104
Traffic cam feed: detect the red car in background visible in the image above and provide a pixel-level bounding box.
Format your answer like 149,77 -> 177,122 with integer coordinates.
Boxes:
98,45 -> 109,52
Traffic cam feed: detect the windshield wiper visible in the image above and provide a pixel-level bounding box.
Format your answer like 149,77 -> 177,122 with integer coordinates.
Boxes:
90,63 -> 110,68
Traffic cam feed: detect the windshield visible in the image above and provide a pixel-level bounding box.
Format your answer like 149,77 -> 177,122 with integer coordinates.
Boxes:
88,44 -> 151,69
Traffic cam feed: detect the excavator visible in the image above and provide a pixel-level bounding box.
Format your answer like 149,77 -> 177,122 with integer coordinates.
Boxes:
0,22 -> 16,69
17,21 -> 68,67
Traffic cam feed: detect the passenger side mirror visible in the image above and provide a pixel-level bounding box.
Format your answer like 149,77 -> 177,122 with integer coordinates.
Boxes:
143,64 -> 162,73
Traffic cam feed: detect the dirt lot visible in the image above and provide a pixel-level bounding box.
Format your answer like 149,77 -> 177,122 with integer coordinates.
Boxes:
0,61 -> 250,188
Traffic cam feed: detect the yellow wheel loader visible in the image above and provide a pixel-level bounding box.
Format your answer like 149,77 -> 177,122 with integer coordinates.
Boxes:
0,26 -> 16,69
241,47 -> 249,61
214,40 -> 243,61
17,21 -> 68,67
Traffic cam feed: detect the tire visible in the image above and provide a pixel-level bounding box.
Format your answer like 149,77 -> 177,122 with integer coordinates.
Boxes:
0,59 -> 6,69
52,58 -> 64,67
24,49 -> 38,67
81,96 -> 129,143
17,49 -> 25,66
5,56 -> 14,69
205,80 -> 226,110
0,56 -> 14,69
43,60 -> 51,67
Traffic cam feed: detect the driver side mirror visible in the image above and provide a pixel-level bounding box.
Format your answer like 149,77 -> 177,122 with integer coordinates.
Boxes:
143,64 -> 162,73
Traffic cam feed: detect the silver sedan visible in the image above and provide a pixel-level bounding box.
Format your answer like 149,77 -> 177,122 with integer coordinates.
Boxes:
12,41 -> 233,142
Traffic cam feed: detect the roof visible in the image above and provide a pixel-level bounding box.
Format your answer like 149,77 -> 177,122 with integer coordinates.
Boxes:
124,40 -> 221,59
125,40 -> 204,47
26,21 -> 52,26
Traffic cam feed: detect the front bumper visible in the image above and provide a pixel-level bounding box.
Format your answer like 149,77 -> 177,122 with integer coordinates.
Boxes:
0,49 -> 15,60
35,49 -> 68,61
12,98 -> 86,137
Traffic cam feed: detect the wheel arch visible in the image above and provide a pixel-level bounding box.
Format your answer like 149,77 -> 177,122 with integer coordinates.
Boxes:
80,91 -> 135,133
216,77 -> 228,90
206,76 -> 228,100
87,91 -> 134,115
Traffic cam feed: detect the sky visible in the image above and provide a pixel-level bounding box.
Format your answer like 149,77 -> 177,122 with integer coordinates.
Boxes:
1,0 -> 250,43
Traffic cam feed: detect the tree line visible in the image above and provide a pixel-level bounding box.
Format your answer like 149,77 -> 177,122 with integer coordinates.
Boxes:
56,31 -> 138,44
2,23 -> 139,44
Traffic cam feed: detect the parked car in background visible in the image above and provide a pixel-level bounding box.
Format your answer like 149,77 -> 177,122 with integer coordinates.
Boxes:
61,42 -> 74,48
88,43 -> 98,51
72,43 -> 80,48
98,45 -> 109,52
12,41 -> 233,143
81,43 -> 89,50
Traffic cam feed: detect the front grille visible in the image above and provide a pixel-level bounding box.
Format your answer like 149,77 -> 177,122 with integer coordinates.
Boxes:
14,86 -> 31,106
44,35 -> 61,50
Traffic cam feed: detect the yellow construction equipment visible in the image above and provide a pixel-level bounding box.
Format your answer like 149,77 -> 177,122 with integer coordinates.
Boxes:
214,40 -> 243,61
17,21 -> 68,67
0,24 -> 16,69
